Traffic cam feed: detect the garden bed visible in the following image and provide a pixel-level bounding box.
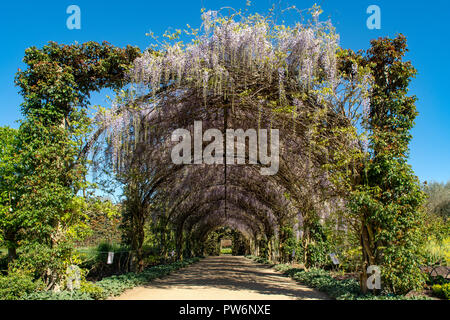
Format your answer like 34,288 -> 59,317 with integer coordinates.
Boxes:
17,257 -> 201,300
246,256 -> 433,300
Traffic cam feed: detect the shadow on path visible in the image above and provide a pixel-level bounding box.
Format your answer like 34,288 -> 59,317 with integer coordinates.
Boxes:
114,256 -> 329,300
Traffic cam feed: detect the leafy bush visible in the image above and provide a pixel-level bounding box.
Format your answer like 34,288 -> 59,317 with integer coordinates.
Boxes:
290,268 -> 360,299
339,247 -> 362,272
426,274 -> 448,286
246,255 -> 271,265
301,220 -> 333,269
432,283 -> 450,300
274,264 -> 292,273
0,272 -> 42,300
80,281 -> 105,300
306,241 -> 332,268
10,242 -> 75,288
278,226 -> 297,263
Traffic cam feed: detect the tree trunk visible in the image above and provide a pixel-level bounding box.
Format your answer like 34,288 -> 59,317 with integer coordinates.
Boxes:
130,207 -> 145,272
302,225 -> 310,269
360,219 -> 376,293
7,246 -> 16,264
175,228 -> 183,260
5,230 -> 17,264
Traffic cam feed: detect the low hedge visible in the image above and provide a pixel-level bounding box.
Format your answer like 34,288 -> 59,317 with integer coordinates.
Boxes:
247,256 -> 430,300
432,283 -> 450,300
21,257 -> 201,300
246,255 -> 272,265
0,272 -> 42,300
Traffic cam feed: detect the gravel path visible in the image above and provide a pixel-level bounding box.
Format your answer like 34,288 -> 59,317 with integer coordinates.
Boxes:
113,256 -> 329,300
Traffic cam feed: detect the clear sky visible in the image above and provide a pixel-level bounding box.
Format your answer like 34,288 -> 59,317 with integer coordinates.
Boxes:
0,0 -> 448,183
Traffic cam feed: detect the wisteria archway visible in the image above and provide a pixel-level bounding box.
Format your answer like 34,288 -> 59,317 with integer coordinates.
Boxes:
93,8 -> 372,274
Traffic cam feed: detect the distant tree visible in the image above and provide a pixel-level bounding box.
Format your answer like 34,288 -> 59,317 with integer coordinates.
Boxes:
79,197 -> 122,247
423,181 -> 450,220
0,127 -> 22,262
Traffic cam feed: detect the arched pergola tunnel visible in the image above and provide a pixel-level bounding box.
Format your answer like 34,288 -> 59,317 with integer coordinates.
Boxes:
90,10 -> 370,270
7,6 -> 423,295
92,83 -> 351,267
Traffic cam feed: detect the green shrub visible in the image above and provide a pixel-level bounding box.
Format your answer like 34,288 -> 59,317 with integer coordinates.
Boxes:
425,274 -> 448,286
339,247 -> 362,272
432,283 -> 450,300
80,281 -> 105,300
245,255 -> 272,265
274,264 -> 292,273
0,272 -> 42,300
10,242 -> 73,285
305,241 -> 331,269
221,247 -> 232,255
288,268 -> 360,299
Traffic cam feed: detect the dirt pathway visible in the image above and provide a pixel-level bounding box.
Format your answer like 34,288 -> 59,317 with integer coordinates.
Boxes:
113,256 -> 329,300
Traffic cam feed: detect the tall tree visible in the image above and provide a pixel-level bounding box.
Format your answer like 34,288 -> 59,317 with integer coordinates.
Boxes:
352,35 -> 426,294
2,41 -> 139,287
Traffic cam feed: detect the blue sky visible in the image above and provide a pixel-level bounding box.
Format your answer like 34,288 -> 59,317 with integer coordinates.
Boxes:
0,0 -> 449,183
